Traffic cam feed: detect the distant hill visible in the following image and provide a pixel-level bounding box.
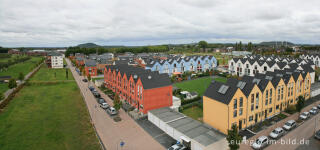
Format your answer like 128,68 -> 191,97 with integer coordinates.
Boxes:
77,43 -> 100,48
259,41 -> 294,46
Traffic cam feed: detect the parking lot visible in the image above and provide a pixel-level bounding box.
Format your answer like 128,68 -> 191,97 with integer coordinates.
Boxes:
240,101 -> 320,150
136,117 -> 177,149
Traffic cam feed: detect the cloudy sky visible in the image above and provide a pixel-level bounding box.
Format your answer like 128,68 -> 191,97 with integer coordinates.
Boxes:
0,0 -> 320,47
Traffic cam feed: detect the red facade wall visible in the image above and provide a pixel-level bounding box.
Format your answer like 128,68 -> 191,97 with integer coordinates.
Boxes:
103,67 -> 172,114
85,66 -> 97,77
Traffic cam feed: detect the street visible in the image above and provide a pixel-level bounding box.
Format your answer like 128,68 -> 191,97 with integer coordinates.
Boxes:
66,59 -> 165,150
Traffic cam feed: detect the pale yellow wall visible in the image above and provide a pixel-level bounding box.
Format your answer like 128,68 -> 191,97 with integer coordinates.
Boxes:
274,79 -> 287,113
203,96 -> 228,134
227,89 -> 247,130
286,76 -> 296,106
246,85 -> 263,127
261,81 -> 276,119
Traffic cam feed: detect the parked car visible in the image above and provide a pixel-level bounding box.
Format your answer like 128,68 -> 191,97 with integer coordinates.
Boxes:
299,112 -> 310,120
168,143 -> 187,150
88,86 -> 95,91
315,130 -> 320,140
283,120 -> 296,131
317,104 -> 320,109
309,107 -> 318,115
269,127 -> 285,139
106,107 -> 118,115
96,98 -> 105,104
93,92 -> 101,98
252,136 -> 269,150
82,79 -> 88,82
99,102 -> 109,109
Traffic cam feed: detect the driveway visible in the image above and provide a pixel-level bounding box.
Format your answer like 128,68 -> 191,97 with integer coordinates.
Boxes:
240,102 -> 320,150
66,59 -> 164,150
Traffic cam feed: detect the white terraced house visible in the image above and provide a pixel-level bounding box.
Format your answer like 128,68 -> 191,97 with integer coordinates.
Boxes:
228,55 -> 315,83
300,54 -> 320,67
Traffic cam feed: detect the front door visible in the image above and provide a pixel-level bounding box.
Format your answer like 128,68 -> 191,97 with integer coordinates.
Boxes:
239,120 -> 242,130
265,110 -> 267,119
255,114 -> 258,123
280,104 -> 283,111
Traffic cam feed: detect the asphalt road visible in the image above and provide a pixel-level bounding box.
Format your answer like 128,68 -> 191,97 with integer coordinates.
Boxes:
66,59 -> 165,150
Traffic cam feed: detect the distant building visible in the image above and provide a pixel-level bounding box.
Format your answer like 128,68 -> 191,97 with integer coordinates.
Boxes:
47,52 -> 63,68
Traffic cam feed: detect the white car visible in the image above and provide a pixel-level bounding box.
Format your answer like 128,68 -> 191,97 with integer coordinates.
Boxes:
299,112 -> 310,120
252,136 -> 269,150
317,104 -> 320,109
283,120 -> 296,131
269,127 -> 285,139
99,103 -> 109,109
167,143 -> 187,150
309,108 -> 317,115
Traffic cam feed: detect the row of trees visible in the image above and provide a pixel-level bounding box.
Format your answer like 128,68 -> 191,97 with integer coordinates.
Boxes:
0,47 -> 10,53
65,45 -> 169,57
0,56 -> 31,70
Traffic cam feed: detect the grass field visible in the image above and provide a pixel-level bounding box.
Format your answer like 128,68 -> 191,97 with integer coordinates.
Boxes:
174,76 -> 227,96
0,57 -> 43,79
0,55 -> 28,63
0,66 -> 101,150
181,106 -> 203,122
30,65 -> 74,81
0,57 -> 43,97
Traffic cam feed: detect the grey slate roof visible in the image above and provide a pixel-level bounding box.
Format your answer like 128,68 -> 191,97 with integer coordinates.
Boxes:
105,64 -> 171,89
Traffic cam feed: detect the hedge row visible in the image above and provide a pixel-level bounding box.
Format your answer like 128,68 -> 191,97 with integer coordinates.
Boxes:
0,57 -> 31,70
181,96 -> 201,105
179,101 -> 203,111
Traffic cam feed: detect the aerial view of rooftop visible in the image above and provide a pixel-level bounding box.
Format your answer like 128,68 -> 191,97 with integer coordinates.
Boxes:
0,0 -> 320,150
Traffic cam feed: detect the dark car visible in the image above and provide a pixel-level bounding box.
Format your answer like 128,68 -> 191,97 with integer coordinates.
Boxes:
315,130 -> 320,140
88,86 -> 95,91
97,98 -> 105,104
93,92 -> 101,98
82,79 -> 88,82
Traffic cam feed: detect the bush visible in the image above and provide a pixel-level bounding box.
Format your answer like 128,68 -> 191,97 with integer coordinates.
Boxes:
179,101 -> 202,111
181,96 -> 201,105
8,78 -> 17,89
285,105 -> 297,114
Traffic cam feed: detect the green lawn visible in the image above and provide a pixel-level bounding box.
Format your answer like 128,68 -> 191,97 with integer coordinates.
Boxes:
0,54 -> 28,63
0,57 -> 43,79
0,66 -> 101,150
0,57 -> 43,97
175,76 -> 226,96
30,65 -> 74,81
181,106 -> 203,122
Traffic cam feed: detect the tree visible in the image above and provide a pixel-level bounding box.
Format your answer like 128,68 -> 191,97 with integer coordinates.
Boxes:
239,41 -> 242,51
247,42 -> 253,51
198,41 -> 208,52
66,69 -> 68,79
113,94 -> 122,111
226,124 -> 242,150
296,96 -> 305,118
18,72 -> 24,81
87,74 -> 91,81
8,78 -> 17,89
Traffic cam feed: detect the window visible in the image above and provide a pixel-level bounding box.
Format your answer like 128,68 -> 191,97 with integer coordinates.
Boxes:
251,94 -> 254,111
269,89 -> 272,104
249,116 -> 253,121
265,90 -> 269,105
233,99 -> 237,109
281,86 -> 284,100
240,97 -> 243,107
269,108 -> 272,113
255,93 -> 259,109
239,108 -> 243,116
233,110 -> 237,118
276,105 -> 279,110
277,87 -> 280,101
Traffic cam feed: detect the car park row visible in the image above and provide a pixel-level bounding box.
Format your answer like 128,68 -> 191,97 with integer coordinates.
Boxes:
87,84 -> 118,116
252,104 -> 320,149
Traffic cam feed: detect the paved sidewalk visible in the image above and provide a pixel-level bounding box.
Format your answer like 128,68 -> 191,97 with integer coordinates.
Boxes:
240,101 -> 320,150
66,59 -> 164,150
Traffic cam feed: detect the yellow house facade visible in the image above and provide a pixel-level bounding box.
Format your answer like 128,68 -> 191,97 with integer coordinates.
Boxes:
203,71 -> 312,134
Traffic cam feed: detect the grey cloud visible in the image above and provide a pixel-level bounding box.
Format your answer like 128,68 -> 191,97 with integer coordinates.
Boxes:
0,0 -> 320,47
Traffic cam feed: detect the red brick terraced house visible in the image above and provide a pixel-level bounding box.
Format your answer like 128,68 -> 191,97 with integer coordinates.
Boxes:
85,59 -> 98,77
104,65 -> 172,114
76,57 -> 85,66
